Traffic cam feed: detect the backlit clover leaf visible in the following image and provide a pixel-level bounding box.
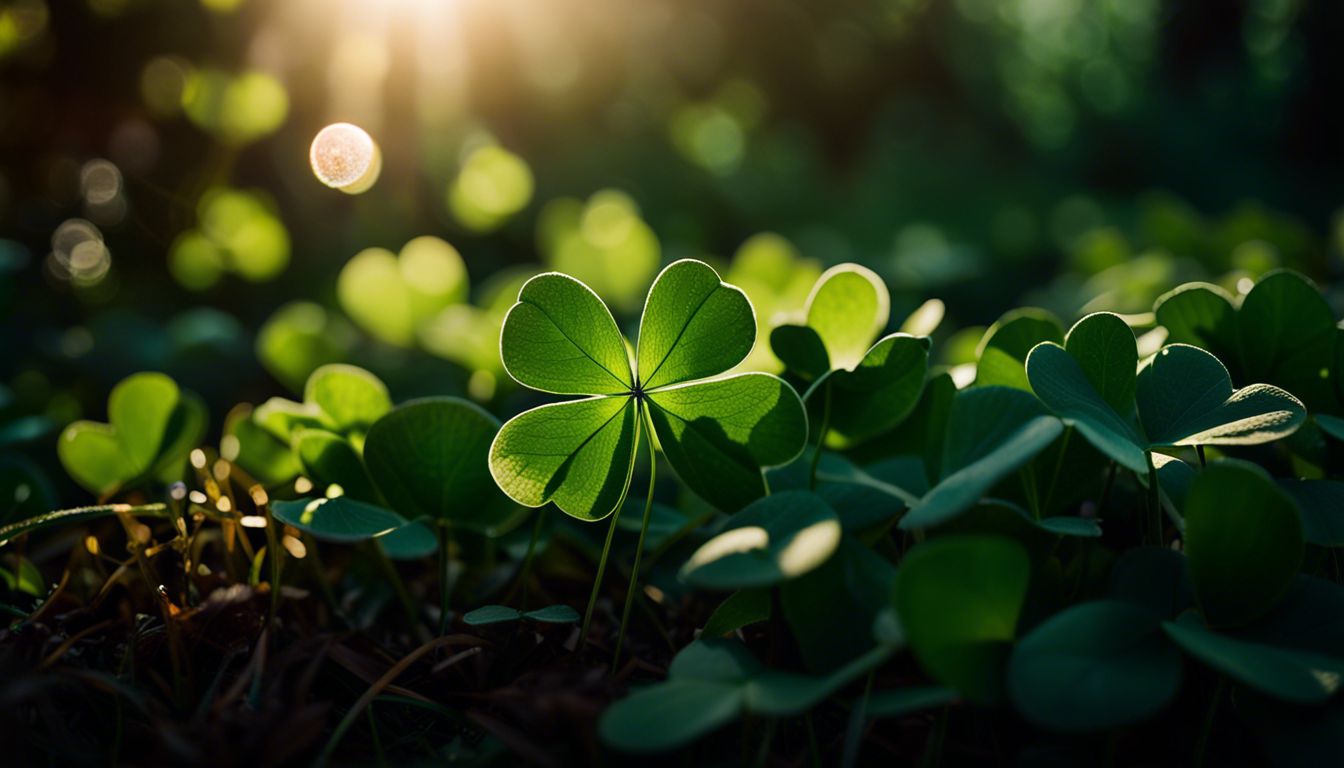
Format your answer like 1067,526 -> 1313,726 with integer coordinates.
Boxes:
489,259 -> 808,521
769,263 -> 931,448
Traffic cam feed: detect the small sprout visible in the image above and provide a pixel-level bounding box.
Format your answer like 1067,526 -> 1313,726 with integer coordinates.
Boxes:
212,460 -> 230,482
188,490 -> 207,505
239,515 -> 267,528
169,482 -> 187,501
248,485 -> 269,506
190,448 -> 207,469
216,496 -> 233,513
84,536 -> 99,556
220,434 -> 241,461
325,483 -> 344,499
294,476 -> 313,494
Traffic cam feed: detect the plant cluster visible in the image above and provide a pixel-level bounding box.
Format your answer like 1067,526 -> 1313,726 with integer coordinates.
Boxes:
4,259 -> 1344,766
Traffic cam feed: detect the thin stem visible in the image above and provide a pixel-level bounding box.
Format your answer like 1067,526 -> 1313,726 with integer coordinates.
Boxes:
810,379 -> 833,491
1196,444 -> 1207,468
371,542 -> 422,636
1146,454 -> 1161,547
438,523 -> 454,636
921,707 -> 949,768
1041,426 -> 1072,517
1194,675 -> 1226,767
260,504 -> 283,631
517,508 -> 547,612
841,669 -> 877,768
579,411 -> 643,651
1097,461 -> 1117,516
613,403 -> 659,670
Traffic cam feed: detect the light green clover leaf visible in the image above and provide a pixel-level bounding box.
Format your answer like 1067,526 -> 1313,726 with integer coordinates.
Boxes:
489,259 -> 807,520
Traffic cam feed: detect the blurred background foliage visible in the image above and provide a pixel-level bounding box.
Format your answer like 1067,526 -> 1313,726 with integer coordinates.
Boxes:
1,0 -> 1342,511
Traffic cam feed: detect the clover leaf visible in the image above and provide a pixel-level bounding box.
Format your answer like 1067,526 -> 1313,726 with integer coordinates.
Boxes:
679,491 -> 842,591
1156,270 -> 1344,445
1026,313 -> 1306,475
769,264 -> 930,447
599,637 -> 893,754
975,308 -> 1063,390
490,258 -> 807,520
58,372 -> 207,497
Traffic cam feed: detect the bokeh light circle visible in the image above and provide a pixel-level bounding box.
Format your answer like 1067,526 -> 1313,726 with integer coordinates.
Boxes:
309,122 -> 381,194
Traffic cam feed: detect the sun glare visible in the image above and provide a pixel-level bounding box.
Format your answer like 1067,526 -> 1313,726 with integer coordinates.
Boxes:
309,122 -> 381,194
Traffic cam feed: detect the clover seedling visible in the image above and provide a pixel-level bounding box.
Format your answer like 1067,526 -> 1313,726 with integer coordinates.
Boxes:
462,603 -> 579,626
58,372 -> 207,498
770,263 -> 930,452
489,258 -> 807,657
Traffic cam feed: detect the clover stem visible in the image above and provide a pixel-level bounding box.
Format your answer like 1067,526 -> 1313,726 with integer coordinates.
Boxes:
371,542 -> 421,637
1146,454 -> 1162,547
1196,444 -> 1206,468
516,507 -> 547,612
1097,461 -> 1117,516
1194,675 -> 1226,767
438,522 -> 454,635
841,668 -> 877,767
260,502 -> 284,631
612,403 -> 659,671
1040,425 -> 1072,518
579,409 -> 643,652
809,379 -> 833,491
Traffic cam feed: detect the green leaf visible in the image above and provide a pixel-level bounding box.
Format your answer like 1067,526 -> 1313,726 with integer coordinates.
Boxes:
253,397 -> 325,441
680,491 -> 841,590
803,264 -> 889,371
1153,282 -> 1238,360
1164,613 -> 1344,704
291,428 -> 380,502
770,323 -> 830,380
1007,600 -> 1182,732
1026,315 -> 1147,473
377,520 -> 438,560
1184,461 -> 1303,627
808,333 -> 930,447
864,687 -> 959,719
893,536 -> 1030,702
745,645 -> 891,716
499,272 -> 633,395
489,396 -> 638,521
1137,344 -> 1305,448
364,398 -> 512,532
900,387 -> 1064,530
782,536 -> 898,672
646,373 -> 807,511
304,364 -> 391,436
702,589 -> 771,637
271,496 -> 405,543
1237,270 -> 1340,414
975,308 -> 1063,390
1279,480 -> 1344,547
637,259 -> 754,390
58,372 -> 206,496
462,605 -> 522,625
599,681 -> 743,754
523,604 -> 580,623
225,408 -> 301,486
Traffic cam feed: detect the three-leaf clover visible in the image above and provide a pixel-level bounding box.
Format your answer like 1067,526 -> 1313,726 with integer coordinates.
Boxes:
1026,312 -> 1306,475
489,258 -> 807,519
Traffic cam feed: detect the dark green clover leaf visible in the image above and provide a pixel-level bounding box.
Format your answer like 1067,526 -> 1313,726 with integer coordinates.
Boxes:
490,259 -> 807,520
1184,460 -> 1303,628
59,372 -> 207,497
1156,270 -> 1344,431
899,387 -> 1064,530
600,637 -> 892,754
894,536 -> 1030,703
271,496 -> 405,543
364,398 -> 519,534
462,603 -> 579,626
1008,600 -> 1182,732
1027,313 -> 1306,474
1279,479 -> 1344,547
680,491 -> 841,591
769,264 -> 929,446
